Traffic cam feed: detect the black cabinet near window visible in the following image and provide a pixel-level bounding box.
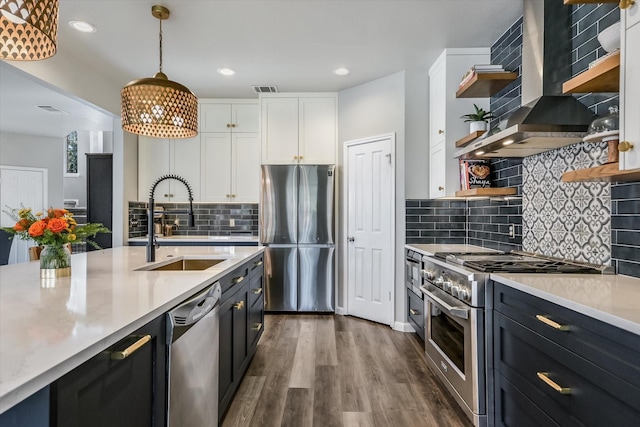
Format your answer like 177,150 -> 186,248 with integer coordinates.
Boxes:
86,153 -> 112,250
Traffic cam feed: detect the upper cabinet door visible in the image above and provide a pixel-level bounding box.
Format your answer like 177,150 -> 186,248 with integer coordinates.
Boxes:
232,104 -> 260,133
429,61 -> 447,145
200,103 -> 232,133
621,10 -> 640,170
138,136 -> 171,201
231,133 -> 260,203
171,135 -> 201,201
298,97 -> 337,164
261,97 -> 299,164
200,133 -> 233,202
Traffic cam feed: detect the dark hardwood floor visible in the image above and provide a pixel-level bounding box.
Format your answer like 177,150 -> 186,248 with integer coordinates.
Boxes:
222,314 -> 472,427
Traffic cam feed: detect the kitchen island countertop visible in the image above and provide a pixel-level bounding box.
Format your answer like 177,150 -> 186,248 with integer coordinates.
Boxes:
0,245 -> 263,414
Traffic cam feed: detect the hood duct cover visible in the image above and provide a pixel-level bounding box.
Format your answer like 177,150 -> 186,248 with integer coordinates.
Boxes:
456,0 -> 598,159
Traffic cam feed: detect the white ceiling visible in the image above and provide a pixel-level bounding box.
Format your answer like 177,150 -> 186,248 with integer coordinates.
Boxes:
1,0 -> 523,137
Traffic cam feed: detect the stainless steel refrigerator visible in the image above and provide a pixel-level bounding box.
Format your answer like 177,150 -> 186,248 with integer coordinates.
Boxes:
260,164 -> 335,312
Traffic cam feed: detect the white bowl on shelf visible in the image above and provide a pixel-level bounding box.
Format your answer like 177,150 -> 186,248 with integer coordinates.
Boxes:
598,22 -> 620,53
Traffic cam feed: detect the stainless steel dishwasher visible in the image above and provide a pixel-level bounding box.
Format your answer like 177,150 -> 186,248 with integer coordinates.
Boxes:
167,281 -> 222,427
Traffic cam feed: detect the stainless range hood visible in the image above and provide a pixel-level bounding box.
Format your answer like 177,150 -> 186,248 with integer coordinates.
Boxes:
456,0 -> 597,159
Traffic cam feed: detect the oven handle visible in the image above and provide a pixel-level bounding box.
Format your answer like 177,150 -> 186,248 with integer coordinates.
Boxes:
420,285 -> 469,320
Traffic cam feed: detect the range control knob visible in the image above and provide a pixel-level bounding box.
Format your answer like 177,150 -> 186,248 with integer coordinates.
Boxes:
442,280 -> 452,292
458,288 -> 470,301
451,285 -> 460,297
422,269 -> 435,280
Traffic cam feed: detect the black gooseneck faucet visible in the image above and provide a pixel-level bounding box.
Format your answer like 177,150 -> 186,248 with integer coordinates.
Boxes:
147,174 -> 195,262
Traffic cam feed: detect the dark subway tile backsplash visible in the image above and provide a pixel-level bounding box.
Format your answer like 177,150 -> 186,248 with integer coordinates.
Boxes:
128,201 -> 259,238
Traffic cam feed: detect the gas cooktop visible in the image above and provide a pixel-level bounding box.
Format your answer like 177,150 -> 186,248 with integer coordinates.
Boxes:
433,250 -> 615,275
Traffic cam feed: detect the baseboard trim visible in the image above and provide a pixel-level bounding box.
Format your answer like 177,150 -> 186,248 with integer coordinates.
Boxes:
335,306 -> 346,315
393,321 -> 416,333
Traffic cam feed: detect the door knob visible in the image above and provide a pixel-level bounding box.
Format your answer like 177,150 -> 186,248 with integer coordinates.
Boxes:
347,237 -> 355,242
438,186 -> 444,191
438,129 -> 444,134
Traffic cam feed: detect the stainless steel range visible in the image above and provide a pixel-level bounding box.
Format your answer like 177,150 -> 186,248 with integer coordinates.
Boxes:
419,250 -> 613,427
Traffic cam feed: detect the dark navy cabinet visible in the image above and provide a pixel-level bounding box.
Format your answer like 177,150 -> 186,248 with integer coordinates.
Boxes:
492,282 -> 640,427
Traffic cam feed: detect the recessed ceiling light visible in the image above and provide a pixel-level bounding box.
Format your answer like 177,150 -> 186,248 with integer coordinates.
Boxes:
475,151 -> 485,155
218,68 -> 236,76
503,139 -> 514,146
69,20 -> 97,33
333,68 -> 350,76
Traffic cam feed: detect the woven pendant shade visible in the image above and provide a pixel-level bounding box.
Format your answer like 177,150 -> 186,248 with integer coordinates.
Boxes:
121,72 -> 198,139
120,5 -> 198,139
0,0 -> 58,60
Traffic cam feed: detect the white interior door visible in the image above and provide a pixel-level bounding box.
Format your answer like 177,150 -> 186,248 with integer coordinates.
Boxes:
345,135 -> 394,326
0,166 -> 47,263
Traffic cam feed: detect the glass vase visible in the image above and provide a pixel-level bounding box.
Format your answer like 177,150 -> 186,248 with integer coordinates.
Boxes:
40,244 -> 71,279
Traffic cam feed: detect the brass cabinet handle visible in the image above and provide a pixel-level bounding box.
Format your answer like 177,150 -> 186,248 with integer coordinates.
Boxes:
253,260 -> 263,267
110,335 -> 151,360
226,194 -> 231,198
231,123 -> 236,128
233,300 -> 245,310
226,123 -> 231,128
231,194 -> 236,198
536,314 -> 569,331
299,155 -> 303,160
253,323 -> 263,331
253,287 -> 263,295
618,141 -> 634,152
438,129 -> 444,134
619,0 -> 635,9
232,275 -> 245,285
409,308 -> 419,316
438,186 -> 444,191
537,372 -> 571,394
293,155 -> 299,160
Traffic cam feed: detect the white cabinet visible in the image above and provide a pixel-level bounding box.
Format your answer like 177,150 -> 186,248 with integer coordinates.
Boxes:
138,136 -> 200,202
200,133 -> 260,203
260,94 -> 337,164
621,6 -> 640,171
200,100 -> 259,133
428,48 -> 490,198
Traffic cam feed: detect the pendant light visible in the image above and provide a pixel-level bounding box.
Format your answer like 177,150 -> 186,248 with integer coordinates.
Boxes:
121,5 -> 197,139
0,0 -> 59,60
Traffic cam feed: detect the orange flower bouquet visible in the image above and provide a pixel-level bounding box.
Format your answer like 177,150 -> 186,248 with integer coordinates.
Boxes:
2,207 -> 110,275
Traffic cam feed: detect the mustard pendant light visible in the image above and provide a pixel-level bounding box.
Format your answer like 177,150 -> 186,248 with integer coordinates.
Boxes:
0,0 -> 59,60
121,5 -> 198,139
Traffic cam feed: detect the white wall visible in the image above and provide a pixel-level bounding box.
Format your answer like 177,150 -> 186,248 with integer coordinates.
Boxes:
0,131 -> 64,207
338,71 -> 407,326
404,68 -> 430,199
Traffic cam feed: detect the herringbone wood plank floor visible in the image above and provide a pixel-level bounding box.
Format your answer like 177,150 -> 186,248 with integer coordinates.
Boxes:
222,314 -> 472,427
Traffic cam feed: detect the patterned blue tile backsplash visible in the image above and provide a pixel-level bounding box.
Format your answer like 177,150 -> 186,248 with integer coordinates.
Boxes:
412,4 -> 640,278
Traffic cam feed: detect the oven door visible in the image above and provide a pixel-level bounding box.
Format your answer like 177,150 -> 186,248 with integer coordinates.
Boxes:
421,284 -> 485,423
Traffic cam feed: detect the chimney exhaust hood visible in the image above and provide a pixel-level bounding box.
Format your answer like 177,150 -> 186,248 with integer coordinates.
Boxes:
456,0 -> 598,159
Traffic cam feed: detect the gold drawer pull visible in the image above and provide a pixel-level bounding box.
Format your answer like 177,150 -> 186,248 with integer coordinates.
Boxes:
232,275 -> 245,285
253,323 -> 263,331
409,309 -> 419,316
233,301 -> 245,310
536,315 -> 569,331
618,141 -> 634,152
537,372 -> 571,394
110,335 -> 151,360
253,287 -> 263,295
253,260 -> 263,267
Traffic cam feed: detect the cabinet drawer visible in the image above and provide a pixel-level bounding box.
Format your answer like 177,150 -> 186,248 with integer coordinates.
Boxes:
495,311 -> 640,426
493,282 -> 640,389
220,264 -> 250,296
249,254 -> 264,278
406,288 -> 424,341
249,269 -> 264,308
495,373 -> 559,427
249,295 -> 265,349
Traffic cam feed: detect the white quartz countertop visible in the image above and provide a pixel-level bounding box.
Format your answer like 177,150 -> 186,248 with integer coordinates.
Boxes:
128,235 -> 259,243
405,243 -> 501,256
491,272 -> 640,336
0,245 -> 264,414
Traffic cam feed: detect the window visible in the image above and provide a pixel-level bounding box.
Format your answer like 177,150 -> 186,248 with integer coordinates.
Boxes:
64,131 -> 79,177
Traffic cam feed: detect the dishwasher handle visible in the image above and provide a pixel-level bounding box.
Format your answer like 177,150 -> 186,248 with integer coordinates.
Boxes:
168,281 -> 221,328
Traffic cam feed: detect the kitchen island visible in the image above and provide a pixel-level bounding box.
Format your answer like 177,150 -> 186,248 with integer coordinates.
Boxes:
0,245 -> 264,417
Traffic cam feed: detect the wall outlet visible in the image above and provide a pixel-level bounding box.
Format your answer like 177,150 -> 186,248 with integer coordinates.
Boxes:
230,218 -> 235,227
508,224 -> 515,239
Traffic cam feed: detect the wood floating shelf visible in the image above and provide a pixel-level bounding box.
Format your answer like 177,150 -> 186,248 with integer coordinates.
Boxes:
455,187 -> 517,198
561,162 -> 640,183
456,72 -> 518,98
562,51 -> 620,94
455,131 -> 486,148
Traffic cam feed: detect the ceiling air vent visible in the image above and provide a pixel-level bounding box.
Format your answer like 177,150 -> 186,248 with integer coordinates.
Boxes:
251,85 -> 278,94
36,105 -> 69,115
